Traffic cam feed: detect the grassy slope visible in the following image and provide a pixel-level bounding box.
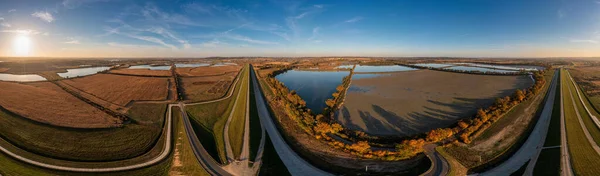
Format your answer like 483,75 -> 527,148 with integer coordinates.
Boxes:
562,70 -> 600,176
168,106 -> 209,175
436,146 -> 468,176
0,102 -> 165,162
0,106 -> 176,176
568,72 -> 600,145
185,66 -> 245,164
532,148 -> 560,176
229,66 -> 249,159
249,72 -> 262,161
544,72 -> 562,147
258,134 -> 291,176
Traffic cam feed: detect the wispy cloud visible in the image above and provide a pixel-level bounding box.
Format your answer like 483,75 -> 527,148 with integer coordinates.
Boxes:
147,27 -> 191,48
569,39 -> 598,44
1,23 -> 11,28
557,9 -> 565,19
223,33 -> 278,45
32,11 -> 55,23
102,26 -> 178,49
62,0 -> 112,9
345,16 -> 364,23
308,27 -> 320,41
8,9 -> 16,13
1,29 -> 40,35
64,38 -> 80,44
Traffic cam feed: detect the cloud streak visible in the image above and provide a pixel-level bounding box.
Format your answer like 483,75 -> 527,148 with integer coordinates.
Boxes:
345,16 -> 363,23
32,11 -> 55,22
570,39 -> 598,44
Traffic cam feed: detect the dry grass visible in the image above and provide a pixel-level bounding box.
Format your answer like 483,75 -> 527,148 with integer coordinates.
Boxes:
337,69 -> 533,136
0,81 -> 119,128
61,74 -> 170,106
176,65 -> 240,77
181,72 -> 236,102
110,68 -> 172,77
0,68 -> 9,72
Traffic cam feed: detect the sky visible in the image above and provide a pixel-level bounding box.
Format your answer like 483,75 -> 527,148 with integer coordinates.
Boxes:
0,0 -> 599,58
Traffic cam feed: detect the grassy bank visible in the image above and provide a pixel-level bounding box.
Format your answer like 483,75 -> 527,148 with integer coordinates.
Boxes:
229,66 -> 249,159
185,66 -> 246,164
544,71 -> 562,147
168,106 -> 209,175
562,70 -> 600,175
258,134 -> 291,176
0,106 -> 176,176
532,147 -> 560,176
0,102 -> 166,163
435,146 -> 467,176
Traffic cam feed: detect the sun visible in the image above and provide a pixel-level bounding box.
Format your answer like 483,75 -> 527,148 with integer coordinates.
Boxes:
13,35 -> 32,56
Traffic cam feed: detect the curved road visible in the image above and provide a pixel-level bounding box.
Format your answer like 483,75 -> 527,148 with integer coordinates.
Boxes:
250,66 -> 333,176
481,70 -> 558,175
0,65 -> 245,173
422,144 -> 449,176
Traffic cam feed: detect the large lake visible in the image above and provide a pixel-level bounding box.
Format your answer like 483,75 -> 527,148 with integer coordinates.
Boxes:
58,66 -> 111,78
337,65 -> 417,73
0,74 -> 46,82
275,70 -> 350,114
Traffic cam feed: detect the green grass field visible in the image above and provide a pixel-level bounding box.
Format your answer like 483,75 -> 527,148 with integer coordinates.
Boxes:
532,147 -> 560,176
249,72 -> 263,162
562,69 -> 600,176
168,106 -> 209,175
0,102 -> 166,163
566,71 -> 600,146
0,106 -> 177,176
229,66 -> 249,159
185,65 -> 246,164
544,71 -> 562,147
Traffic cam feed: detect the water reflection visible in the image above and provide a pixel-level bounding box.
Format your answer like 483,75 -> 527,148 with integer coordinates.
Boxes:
275,70 -> 350,114
337,65 -> 417,73
128,65 -> 172,70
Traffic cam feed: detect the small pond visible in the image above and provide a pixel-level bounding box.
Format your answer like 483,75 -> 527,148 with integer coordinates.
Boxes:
58,66 -> 111,78
0,74 -> 47,82
128,65 -> 172,70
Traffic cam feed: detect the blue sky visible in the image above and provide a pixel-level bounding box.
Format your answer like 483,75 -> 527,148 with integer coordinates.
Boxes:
0,0 -> 599,57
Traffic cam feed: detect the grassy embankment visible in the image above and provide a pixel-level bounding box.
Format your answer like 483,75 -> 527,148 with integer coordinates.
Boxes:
168,106 -> 209,175
0,102 -> 167,165
258,134 -> 291,176
563,70 -> 600,175
249,71 -> 263,162
435,146 -> 467,176
443,70 -> 554,171
0,103 -> 175,176
532,70 -> 562,176
185,65 -> 246,164
229,65 -> 249,159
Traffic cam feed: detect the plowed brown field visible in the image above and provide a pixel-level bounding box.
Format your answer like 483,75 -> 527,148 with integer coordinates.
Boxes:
0,81 -> 119,128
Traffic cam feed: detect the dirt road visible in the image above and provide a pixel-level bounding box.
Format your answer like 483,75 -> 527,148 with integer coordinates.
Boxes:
481,70 -> 558,175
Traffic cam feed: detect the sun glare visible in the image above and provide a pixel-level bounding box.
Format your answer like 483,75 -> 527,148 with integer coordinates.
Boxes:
13,35 -> 32,56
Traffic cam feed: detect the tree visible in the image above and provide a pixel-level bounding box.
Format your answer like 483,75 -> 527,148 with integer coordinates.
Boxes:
514,89 -> 525,102
350,141 -> 371,154
314,122 -> 332,134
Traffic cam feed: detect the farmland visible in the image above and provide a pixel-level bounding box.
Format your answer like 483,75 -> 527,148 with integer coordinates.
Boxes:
0,81 -> 119,128
109,69 -> 173,77
60,74 -> 171,106
338,69 -> 533,136
562,70 -> 600,175
176,65 -> 241,77
180,72 -> 237,102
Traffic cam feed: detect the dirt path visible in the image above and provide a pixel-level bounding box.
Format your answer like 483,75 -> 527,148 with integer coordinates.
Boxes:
481,70 -> 558,175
